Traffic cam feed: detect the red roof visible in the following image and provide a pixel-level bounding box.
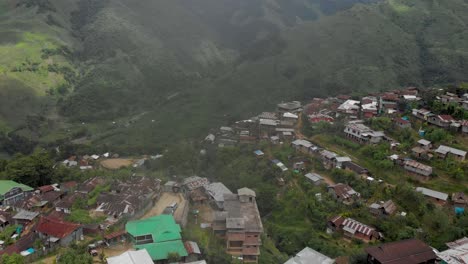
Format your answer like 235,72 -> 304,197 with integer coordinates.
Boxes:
47,210 -> 66,221
382,93 -> 399,101
36,216 -> 81,239
329,215 -> 345,226
38,185 -> 54,193
439,115 -> 455,121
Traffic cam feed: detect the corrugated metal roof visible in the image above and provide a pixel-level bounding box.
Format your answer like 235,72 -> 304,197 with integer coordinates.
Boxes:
305,173 -> 323,182
416,187 -> 448,201
126,215 -> 181,242
286,249 -> 332,264
435,145 -> 467,157
107,249 -> 154,264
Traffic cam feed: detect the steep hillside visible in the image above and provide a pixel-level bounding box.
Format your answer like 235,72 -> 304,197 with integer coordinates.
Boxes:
1,0 -> 468,153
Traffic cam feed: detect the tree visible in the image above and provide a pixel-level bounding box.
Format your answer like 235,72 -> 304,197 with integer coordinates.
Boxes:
57,244 -> 93,264
5,150 -> 54,187
2,253 -> 25,264
167,252 -> 180,262
256,184 -> 277,216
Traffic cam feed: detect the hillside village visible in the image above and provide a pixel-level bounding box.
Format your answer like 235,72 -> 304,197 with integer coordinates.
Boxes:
0,86 -> 467,263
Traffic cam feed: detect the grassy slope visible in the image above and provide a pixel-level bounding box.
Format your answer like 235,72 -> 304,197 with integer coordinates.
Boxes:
0,2 -> 77,131
3,0 -> 468,153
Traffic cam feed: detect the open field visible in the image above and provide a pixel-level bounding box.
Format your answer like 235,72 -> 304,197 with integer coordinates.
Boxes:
141,192 -> 185,220
100,158 -> 134,170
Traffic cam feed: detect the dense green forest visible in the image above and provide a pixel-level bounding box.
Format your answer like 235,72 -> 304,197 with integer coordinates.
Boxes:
1,0 -> 468,155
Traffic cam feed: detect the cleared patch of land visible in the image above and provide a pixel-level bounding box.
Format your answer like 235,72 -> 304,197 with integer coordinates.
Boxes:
98,243 -> 133,260
100,158 -> 133,170
141,192 -> 185,220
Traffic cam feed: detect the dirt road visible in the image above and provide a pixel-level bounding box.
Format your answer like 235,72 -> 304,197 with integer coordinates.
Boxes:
141,192 -> 184,219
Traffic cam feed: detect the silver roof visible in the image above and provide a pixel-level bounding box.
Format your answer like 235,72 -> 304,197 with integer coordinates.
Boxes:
416,187 -> 448,201
205,182 -> 232,203
284,247 -> 334,264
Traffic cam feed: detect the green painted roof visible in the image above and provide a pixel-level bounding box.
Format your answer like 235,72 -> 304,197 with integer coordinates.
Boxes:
0,180 -> 33,195
135,240 -> 188,261
126,215 -> 182,242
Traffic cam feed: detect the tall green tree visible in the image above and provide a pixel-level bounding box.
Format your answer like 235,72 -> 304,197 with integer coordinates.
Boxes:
5,150 -> 54,187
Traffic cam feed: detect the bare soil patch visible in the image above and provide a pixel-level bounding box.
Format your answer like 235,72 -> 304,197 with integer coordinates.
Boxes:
100,159 -> 133,170
141,192 -> 185,219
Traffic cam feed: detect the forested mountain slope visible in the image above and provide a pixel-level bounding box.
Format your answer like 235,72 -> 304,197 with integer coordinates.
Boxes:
1,0 -> 468,153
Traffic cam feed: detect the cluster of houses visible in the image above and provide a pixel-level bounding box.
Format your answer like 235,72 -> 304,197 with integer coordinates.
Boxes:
286,236 -> 468,264
204,101 -> 302,147
62,153 -> 113,170
0,176 -> 162,261
412,91 -> 468,133
164,176 -> 264,263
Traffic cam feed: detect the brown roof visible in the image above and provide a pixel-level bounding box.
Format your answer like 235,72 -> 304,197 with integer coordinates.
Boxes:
452,192 -> 467,204
104,230 -> 126,240
438,115 -> 455,121
365,239 -> 437,264
0,232 -> 36,255
382,200 -> 397,215
38,185 -> 55,193
41,191 -> 64,203
36,216 -> 81,239
329,183 -> 359,199
61,181 -> 77,189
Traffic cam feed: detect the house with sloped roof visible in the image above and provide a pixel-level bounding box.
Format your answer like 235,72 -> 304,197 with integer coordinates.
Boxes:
342,161 -> 369,175
412,108 -> 434,120
365,239 -> 437,264
0,180 -> 33,206
368,200 -> 397,217
284,247 -> 334,264
107,249 -> 154,264
435,145 -> 467,161
12,210 -> 39,226
0,232 -> 36,256
452,192 -> 468,208
437,237 -> 468,264
304,173 -> 324,186
181,176 -> 209,196
291,139 -> 313,154
36,216 -> 82,246
277,101 -> 302,113
337,100 -> 360,115
328,216 -> 381,242
428,114 -> 456,128
55,192 -> 86,214
327,184 -> 360,205
332,156 -> 352,169
416,187 -> 448,205
394,118 -> 411,129
344,121 -> 384,144
126,215 -> 187,262
403,160 -> 433,179
204,182 -> 232,209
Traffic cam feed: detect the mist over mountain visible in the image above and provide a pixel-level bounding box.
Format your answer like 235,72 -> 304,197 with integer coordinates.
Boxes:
1,0 -> 468,152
